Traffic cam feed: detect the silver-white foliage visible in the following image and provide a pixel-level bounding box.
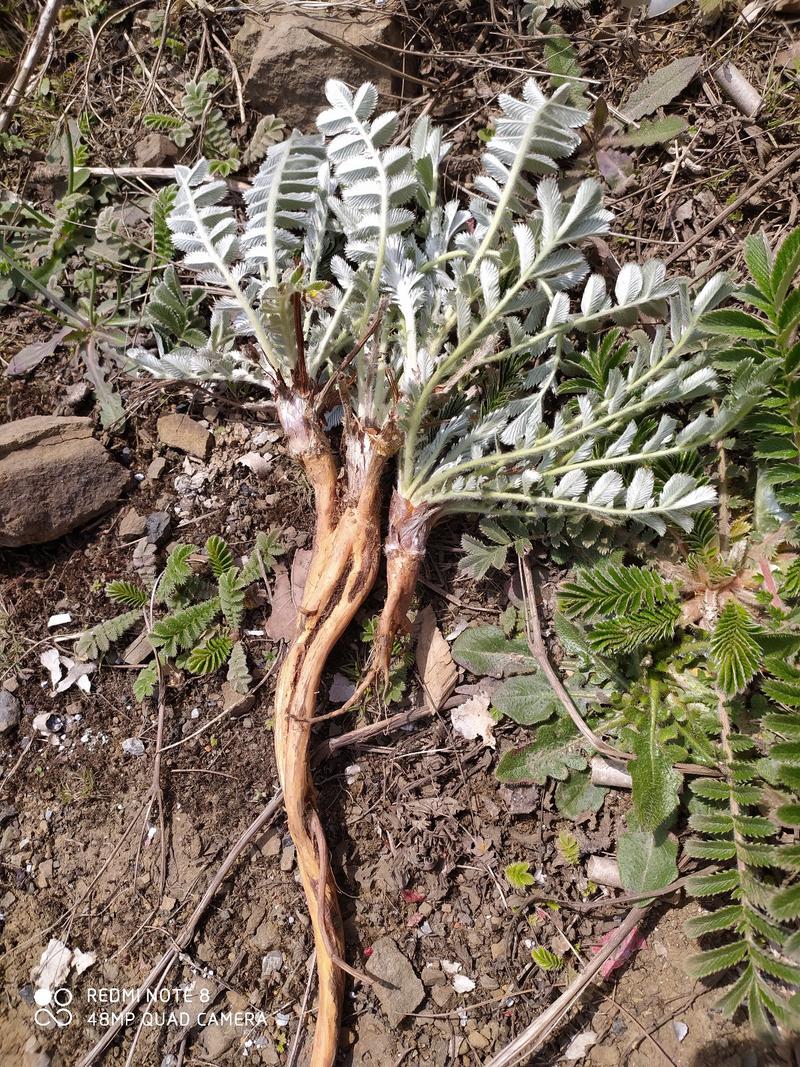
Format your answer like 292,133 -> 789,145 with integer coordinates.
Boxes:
128,77 -> 768,537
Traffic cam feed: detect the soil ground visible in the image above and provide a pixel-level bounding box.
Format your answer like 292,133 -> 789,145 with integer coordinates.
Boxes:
2,1 -> 800,1065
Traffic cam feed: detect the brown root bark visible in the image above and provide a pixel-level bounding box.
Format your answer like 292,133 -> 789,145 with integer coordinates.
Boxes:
334,492 -> 434,716
272,394 -> 392,1066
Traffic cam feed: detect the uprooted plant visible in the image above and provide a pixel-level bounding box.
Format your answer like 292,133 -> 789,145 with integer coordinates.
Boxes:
126,77 -> 769,1063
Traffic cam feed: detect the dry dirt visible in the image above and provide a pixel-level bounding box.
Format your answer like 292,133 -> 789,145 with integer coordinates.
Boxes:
2,0 -> 800,1064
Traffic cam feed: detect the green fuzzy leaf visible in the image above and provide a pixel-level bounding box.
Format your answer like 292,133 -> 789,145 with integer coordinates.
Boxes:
226,640 -> 251,695
685,940 -> 749,979
686,869 -> 741,897
733,815 -> 777,838
556,828 -> 581,864
186,635 -> 233,675
555,769 -> 606,820
459,534 -> 509,578
76,609 -> 141,660
239,529 -> 285,586
452,625 -> 536,679
613,115 -> 687,147
684,838 -> 737,861
157,543 -> 197,605
590,601 -> 680,654
133,660 -> 159,702
770,884 -> 800,920
144,113 -> 193,146
709,601 -> 762,697
152,185 -> 176,262
684,904 -> 743,937
149,598 -> 220,657
218,567 -> 245,628
621,55 -> 702,120
749,944 -> 800,985
629,690 -> 683,831
743,232 -> 773,298
491,673 -> 561,725
617,828 -> 678,896
206,534 -> 234,577
148,265 -> 205,347
559,564 -> 670,619
688,812 -> 734,835
531,946 -> 563,971
496,716 -> 586,784
105,580 -> 148,608
772,226 -> 800,305
243,114 -> 286,165
701,309 -> 774,339
505,861 -> 535,889
715,965 -> 755,1018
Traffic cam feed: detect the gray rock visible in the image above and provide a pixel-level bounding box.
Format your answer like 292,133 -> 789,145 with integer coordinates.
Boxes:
222,682 -> 255,716
421,965 -> 446,987
35,859 -> 53,889
365,936 -> 425,1027
146,456 -> 166,481
122,737 -> 145,757
118,508 -> 147,541
0,417 -> 131,547
157,414 -> 213,459
0,691 -> 20,733
134,133 -> 178,168
232,11 -> 401,130
280,844 -> 295,873
145,511 -> 171,545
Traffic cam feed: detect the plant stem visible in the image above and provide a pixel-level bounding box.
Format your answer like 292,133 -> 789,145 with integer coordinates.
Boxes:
272,408 -> 391,1066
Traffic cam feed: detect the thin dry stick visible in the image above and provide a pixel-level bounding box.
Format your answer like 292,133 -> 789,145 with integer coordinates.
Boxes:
519,554 -> 631,761
75,793 -> 283,1067
286,952 -> 317,1067
484,905 -> 648,1067
0,0 -> 64,133
75,704 -> 430,1065
663,144 -> 800,268
519,556 -> 721,778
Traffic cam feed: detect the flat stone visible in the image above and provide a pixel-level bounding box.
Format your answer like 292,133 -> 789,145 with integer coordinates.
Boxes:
222,682 -> 255,715
232,11 -> 401,130
146,456 -> 166,481
421,965 -> 446,987
35,859 -> 53,889
280,844 -> 295,873
431,983 -> 453,1009
0,417 -> 131,547
145,511 -> 171,545
490,940 -> 506,960
468,1031 -> 490,1051
261,949 -> 284,978
365,936 -> 425,1027
0,691 -> 20,733
134,133 -> 178,168
590,1046 -> 620,1066
119,508 -> 147,541
157,414 -> 213,459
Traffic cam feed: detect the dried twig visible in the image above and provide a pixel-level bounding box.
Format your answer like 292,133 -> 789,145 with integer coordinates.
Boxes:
0,0 -> 64,134
75,792 -> 283,1067
519,555 -> 721,778
75,701 -> 431,1065
520,554 -> 631,761
484,905 -> 649,1067
664,144 -> 800,267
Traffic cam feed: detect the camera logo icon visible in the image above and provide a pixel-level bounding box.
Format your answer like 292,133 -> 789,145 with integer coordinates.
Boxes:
34,988 -> 73,1028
